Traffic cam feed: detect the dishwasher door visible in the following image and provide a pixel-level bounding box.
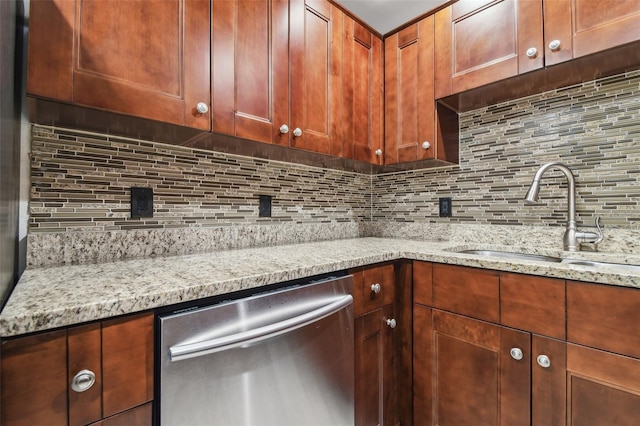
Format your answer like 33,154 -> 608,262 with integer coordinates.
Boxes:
159,275 -> 354,426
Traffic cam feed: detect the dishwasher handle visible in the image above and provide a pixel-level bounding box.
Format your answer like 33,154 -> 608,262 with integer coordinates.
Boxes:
169,294 -> 353,362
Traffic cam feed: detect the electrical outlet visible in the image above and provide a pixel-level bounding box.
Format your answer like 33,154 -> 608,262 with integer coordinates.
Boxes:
439,197 -> 452,217
259,195 -> 272,217
131,187 -> 154,218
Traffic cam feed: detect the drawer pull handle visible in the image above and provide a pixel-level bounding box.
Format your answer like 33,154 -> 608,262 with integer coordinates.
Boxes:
510,347 -> 524,361
386,318 -> 397,329
71,369 -> 96,393
537,354 -> 551,368
370,283 -> 381,294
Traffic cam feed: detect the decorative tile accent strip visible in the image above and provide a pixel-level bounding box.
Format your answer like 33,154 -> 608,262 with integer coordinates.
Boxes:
373,69 -> 640,235
29,126 -> 370,266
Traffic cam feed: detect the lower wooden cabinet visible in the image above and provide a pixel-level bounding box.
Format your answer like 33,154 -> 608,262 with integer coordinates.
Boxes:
415,261 -> 640,426
350,263 -> 403,426
1,312 -> 153,426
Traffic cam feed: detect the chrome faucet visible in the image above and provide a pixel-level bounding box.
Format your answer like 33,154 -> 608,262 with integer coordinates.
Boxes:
524,162 -> 603,252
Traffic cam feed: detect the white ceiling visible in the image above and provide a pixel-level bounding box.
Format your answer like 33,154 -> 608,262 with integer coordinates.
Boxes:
337,0 -> 449,35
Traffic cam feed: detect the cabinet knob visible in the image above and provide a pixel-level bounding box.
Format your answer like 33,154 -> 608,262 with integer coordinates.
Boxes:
371,283 -> 381,294
292,128 -> 302,137
279,124 -> 289,134
536,354 -> 551,368
196,102 -> 209,114
548,40 -> 561,52
525,47 -> 538,58
375,149 -> 382,157
386,318 -> 397,329
510,347 -> 524,360
421,141 -> 431,150
71,369 -> 96,393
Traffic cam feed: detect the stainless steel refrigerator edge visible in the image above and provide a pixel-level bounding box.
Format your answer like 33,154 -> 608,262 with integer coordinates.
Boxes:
159,275 -> 355,426
0,0 -> 24,311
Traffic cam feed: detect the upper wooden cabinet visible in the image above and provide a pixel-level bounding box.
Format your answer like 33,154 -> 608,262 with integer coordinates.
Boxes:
213,0 -> 349,157
343,17 -> 384,164
435,0 -> 544,97
211,0 -> 289,145
385,17 -> 436,164
27,0 -> 211,130
544,0 -> 640,66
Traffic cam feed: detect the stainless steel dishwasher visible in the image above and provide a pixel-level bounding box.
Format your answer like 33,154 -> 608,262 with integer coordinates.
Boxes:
158,275 -> 354,426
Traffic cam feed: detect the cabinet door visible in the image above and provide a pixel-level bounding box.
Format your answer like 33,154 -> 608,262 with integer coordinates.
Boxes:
212,0 -> 290,144
354,305 -> 396,426
432,310 -> 530,426
384,17 -> 435,164
343,17 -> 383,164
1,330 -> 68,426
567,343 -> 640,426
68,323 -> 102,426
27,0 -> 211,130
102,313 -> 154,417
544,0 -> 640,66
290,0 -> 343,156
434,0 -> 543,97
413,304 -> 433,425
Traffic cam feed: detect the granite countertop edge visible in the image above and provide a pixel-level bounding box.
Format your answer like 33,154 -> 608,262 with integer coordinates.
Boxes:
2,237 -> 640,337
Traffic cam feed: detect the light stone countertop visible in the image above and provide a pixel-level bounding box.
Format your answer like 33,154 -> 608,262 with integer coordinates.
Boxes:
2,237 -> 640,337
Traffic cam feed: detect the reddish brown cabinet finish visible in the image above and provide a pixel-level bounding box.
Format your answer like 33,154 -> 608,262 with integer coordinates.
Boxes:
290,0 -> 344,156
384,17 -> 436,164
1,313 -> 154,426
435,0 -> 544,97
27,0 -> 211,130
544,0 -> 640,66
343,16 -> 384,164
350,263 -> 399,426
212,0 -> 289,145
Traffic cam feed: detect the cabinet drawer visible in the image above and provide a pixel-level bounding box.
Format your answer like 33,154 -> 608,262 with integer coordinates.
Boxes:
568,281 -> 640,358
501,273 -> 566,339
433,264 -> 499,323
350,263 -> 394,316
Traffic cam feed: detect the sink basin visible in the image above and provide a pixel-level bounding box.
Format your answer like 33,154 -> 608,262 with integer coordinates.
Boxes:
457,249 -> 562,263
457,249 -> 640,273
561,259 -> 640,273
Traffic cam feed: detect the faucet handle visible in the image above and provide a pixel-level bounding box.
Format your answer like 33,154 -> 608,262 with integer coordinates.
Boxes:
577,216 -> 604,245
592,216 -> 604,244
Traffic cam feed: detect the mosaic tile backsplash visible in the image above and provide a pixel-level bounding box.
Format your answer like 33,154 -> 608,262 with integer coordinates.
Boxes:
373,69 -> 640,230
28,69 -> 640,265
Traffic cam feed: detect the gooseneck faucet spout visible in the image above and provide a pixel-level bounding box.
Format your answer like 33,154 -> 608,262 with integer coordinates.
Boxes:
524,162 -> 603,252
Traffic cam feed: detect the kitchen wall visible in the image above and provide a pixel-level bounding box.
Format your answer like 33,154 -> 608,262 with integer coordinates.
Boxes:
369,69 -> 640,253
28,69 -> 640,266
28,126 -> 370,266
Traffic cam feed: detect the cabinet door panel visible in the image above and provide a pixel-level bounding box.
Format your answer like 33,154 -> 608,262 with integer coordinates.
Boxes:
73,0 -> 211,129
435,0 -> 543,96
412,305 -> 433,425
102,313 -> 154,417
545,0 -> 640,65
567,343 -> 640,426
212,0 -> 289,144
290,0 -> 343,156
433,310 -> 530,426
355,305 -> 395,426
384,17 -> 435,164
1,330 -> 68,426
532,336 -> 566,426
68,323 -> 102,426
343,18 -> 383,163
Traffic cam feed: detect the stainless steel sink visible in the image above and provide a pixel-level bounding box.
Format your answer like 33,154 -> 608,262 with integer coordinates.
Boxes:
456,249 -> 562,263
457,249 -> 640,273
560,259 -> 640,273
